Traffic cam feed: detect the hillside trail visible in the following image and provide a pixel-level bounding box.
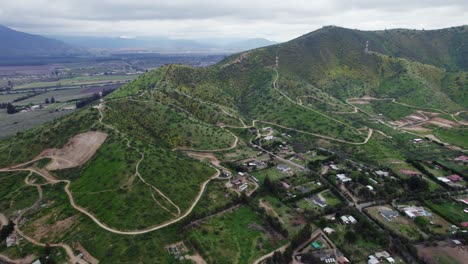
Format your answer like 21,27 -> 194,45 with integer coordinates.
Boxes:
97,103 -> 181,215
347,96 -> 466,125
271,67 -> 365,136
7,171 -> 90,264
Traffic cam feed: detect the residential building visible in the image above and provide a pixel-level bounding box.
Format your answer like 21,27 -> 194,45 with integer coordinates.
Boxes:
323,227 -> 335,235
380,210 -> 399,222
446,174 -> 463,182
312,196 -> 327,208
337,174 -> 352,183
375,170 -> 389,177
277,164 -> 291,173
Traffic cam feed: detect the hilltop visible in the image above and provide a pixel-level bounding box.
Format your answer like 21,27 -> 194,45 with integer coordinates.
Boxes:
0,25 -> 86,58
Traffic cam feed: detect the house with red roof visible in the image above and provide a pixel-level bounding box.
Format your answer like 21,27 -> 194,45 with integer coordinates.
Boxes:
454,155 -> 468,163
400,169 -> 421,176
446,174 -> 463,182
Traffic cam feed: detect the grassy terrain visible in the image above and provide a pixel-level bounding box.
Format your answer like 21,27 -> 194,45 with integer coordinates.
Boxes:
432,127 -> 468,149
251,167 -> 289,184
12,88 -> 95,105
0,171 -> 38,216
105,99 -> 235,150
424,199 -> 468,226
259,195 -> 306,236
187,206 -> 280,264
321,190 -> 341,206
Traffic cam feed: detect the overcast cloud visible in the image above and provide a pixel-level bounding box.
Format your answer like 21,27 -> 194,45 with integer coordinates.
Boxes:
0,0 -> 466,41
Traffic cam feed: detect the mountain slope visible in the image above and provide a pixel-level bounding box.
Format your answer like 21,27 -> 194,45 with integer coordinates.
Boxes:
0,25 -> 86,57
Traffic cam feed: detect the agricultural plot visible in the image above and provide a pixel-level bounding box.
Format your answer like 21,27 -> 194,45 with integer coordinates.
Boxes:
258,195 -> 307,236
416,242 -> 468,264
295,190 -> 341,215
327,222 -> 386,262
0,106 -> 76,139
366,205 -> 426,241
187,206 -> 284,264
251,167 -> 290,184
12,88 -> 96,105
424,199 -> 468,226
14,75 -> 137,89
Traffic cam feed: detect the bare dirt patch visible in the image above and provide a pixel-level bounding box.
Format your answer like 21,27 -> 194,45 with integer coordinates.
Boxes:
38,131 -> 108,170
76,243 -> 99,264
185,253 -> 207,264
417,242 -> 468,264
30,214 -> 77,242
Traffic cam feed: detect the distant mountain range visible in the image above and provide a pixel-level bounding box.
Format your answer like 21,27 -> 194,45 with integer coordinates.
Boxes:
0,24 -> 277,58
52,36 -> 277,53
0,25 -> 87,58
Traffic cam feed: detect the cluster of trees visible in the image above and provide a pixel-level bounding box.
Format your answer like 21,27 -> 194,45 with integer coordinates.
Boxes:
6,103 -> 18,114
76,89 -> 114,109
0,220 -> 15,241
266,224 -> 312,264
44,97 -> 56,104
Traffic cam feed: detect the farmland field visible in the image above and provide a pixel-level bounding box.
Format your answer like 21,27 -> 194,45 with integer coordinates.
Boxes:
366,205 -> 426,241
14,75 -> 137,89
424,199 -> 468,226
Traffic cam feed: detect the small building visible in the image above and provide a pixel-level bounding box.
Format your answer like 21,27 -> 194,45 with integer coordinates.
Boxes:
341,215 -> 356,224
280,181 -> 291,190
277,164 -> 291,173
231,176 -> 244,186
413,138 -> 423,143
312,196 -> 327,208
402,206 -> 431,219
337,256 -> 350,264
264,135 -> 274,141
337,174 -> 352,183
249,175 -> 260,183
6,234 -> 16,247
452,239 -> 462,246
368,255 -> 380,264
348,215 -> 357,224
437,177 -> 451,183
323,227 -> 335,235
238,183 -> 248,192
375,170 -> 389,177
454,155 -> 468,163
459,198 -> 468,206
446,174 -> 463,182
32,260 -> 42,264
330,164 -> 339,170
297,186 -> 311,194
375,251 -> 391,259
367,185 -> 374,191
386,257 -> 395,264
380,210 -> 399,222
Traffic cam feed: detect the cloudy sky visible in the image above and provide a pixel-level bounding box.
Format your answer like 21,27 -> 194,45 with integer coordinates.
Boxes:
0,0 -> 467,41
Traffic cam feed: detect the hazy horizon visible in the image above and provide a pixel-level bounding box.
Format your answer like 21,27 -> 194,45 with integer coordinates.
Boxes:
1,0 -> 467,42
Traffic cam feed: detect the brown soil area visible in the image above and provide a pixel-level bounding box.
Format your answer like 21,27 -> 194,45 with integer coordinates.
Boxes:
417,242 -> 468,264
30,214 -> 77,242
76,243 -> 99,264
38,131 -> 108,170
185,253 -> 207,264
